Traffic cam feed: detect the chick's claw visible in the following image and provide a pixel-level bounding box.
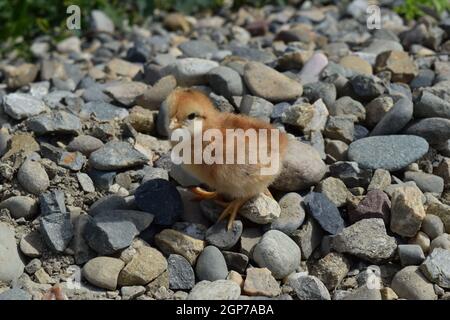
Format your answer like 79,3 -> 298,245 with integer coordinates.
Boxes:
189,186 -> 218,200
217,197 -> 250,230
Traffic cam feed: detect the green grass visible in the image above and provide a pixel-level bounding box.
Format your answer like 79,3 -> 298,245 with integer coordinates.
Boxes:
394,0 -> 450,20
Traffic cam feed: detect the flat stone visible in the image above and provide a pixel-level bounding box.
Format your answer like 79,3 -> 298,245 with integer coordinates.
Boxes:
252,230 -> 301,279
303,192 -> 345,235
243,268 -> 281,297
89,141 -> 148,170
391,266 -> 437,300
17,159 -> 49,195
188,280 -> 241,300
0,223 -> 25,283
168,254 -> 195,290
3,93 -> 46,120
330,218 -> 397,263
0,288 -> 32,300
161,58 -> 218,86
77,173 -> 95,193
79,102 -> 129,121
155,229 -> 205,265
195,246 -> 228,281
420,248 -> 450,288
0,196 -> 37,220
82,257 -> 124,290
104,81 -> 147,107
243,62 -> 303,102
27,111 -> 81,135
348,135 -> 429,171
405,118 -> 450,147
404,172 -> 444,196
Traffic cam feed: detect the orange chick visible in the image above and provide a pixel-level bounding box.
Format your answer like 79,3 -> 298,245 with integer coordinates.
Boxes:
165,88 -> 288,229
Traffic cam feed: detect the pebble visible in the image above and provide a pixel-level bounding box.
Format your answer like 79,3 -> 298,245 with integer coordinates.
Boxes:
205,220 -> 243,250
316,177 -> 348,208
309,252 -> 350,290
341,285 -> 382,300
222,251 -> 249,274
20,230 -> 45,258
272,139 -> 326,191
243,268 -> 281,297
348,135 -> 429,171
421,215 -> 444,240
207,66 -> 244,98
409,231 -> 431,254
104,81 -> 147,107
414,91 -> 450,119
286,274 -> 330,300
266,192 -> 305,234
243,61 -> 303,102
339,55 -> 372,75
291,217 -> 324,260
239,95 -> 273,122
420,248 -> 450,288
188,280 -> 241,300
82,257 -> 124,290
391,266 -> 437,300
168,254 -> 195,290
302,82 -> 336,107
161,58 -> 219,86
404,117 -> 450,147
365,96 -> 394,128
195,246 -> 228,281
121,286 -> 146,300
368,169 -> 391,191
17,158 -> 50,195
91,10 -> 115,33
0,288 -> 32,301
0,196 -> 37,220
329,96 -> 365,122
303,192 -> 345,235
252,230 -> 301,279
404,171 -> 444,196
430,234 -> 450,252
83,210 -> 154,255
155,229 -> 205,265
425,194 -> 450,233
77,172 -> 96,193
89,141 -> 148,170
398,244 -> 426,266
325,140 -> 348,161
79,101 -> 129,121
25,258 -> 42,274
350,74 -> 384,100
390,185 -> 426,237
118,244 -> 167,286
348,190 -> 391,224
27,111 -> 81,135
375,50 -> 418,83
3,93 -> 46,120
330,218 -> 397,263
239,193 -> 280,224
329,161 -> 372,188
298,52 -> 328,84
134,179 -> 183,226
324,116 -> 354,144
67,135 -> 104,156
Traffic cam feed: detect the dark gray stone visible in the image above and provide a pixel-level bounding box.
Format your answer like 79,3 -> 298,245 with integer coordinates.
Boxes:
89,141 -> 148,170
195,246 -> 228,281
222,251 -> 249,274
398,244 -> 425,266
0,288 -> 32,300
303,192 -> 344,235
205,220 -> 243,250
404,118 -> 450,147
27,111 -> 81,135
168,254 -> 195,290
370,97 -> 413,136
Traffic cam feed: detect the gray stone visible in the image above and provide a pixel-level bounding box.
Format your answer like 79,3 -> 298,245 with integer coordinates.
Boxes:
309,252 -> 350,290
17,159 -> 49,195
91,10 -> 114,33
161,58 -> 218,86
266,192 -> 305,234
348,135 -> 429,171
303,82 -> 336,108
324,116 -> 354,144
79,101 -> 129,121
82,257 -> 124,290
67,135 -> 104,156
239,95 -> 273,122
0,288 -> 32,300
222,251 -> 249,274
168,254 -> 195,290
272,139 -> 326,192
390,185 -> 425,237
89,141 -> 148,170
404,172 -> 444,196
391,266 -> 437,300
252,230 -> 301,279
195,246 -> 228,281
350,74 -> 385,100
0,222 -> 25,283
121,286 -> 146,300
188,280 -> 241,300
40,212 -> 73,253
291,217 -> 324,260
3,93 -> 46,120
430,234 -> 450,252
405,118 -> 450,147
205,220 -> 243,250
27,111 -> 81,135
179,40 -> 218,59
0,196 -> 37,219
303,192 -> 345,235
329,96 -> 365,122
341,285 -> 382,300
330,218 -> 397,263
329,161 -> 372,188
207,66 -> 244,98
77,173 -> 95,193
421,215 -> 444,239
286,274 -> 330,300
20,230 -> 45,258
420,248 -> 450,288
398,244 -> 426,266
414,91 -> 450,119
239,193 -> 280,224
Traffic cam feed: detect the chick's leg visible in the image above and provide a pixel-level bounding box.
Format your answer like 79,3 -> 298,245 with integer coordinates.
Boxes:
218,197 -> 251,230
189,186 -> 218,200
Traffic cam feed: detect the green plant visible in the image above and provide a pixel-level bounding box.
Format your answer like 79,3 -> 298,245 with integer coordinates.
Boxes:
395,0 -> 450,20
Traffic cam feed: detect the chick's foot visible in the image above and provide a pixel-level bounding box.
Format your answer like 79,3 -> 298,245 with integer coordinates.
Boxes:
189,186 -> 218,200
217,197 -> 251,230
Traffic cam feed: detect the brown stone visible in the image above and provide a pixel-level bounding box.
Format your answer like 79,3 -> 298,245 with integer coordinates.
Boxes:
349,190 -> 391,224
243,268 -> 281,297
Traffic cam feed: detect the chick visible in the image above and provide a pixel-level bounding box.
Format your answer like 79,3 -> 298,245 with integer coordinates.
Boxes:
166,88 -> 288,229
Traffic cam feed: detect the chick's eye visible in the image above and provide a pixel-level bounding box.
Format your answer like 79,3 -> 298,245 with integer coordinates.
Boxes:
187,113 -> 197,120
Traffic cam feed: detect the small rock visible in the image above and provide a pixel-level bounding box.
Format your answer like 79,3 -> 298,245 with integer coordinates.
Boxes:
330,218 -> 397,263
0,196 -> 37,220
89,141 -> 148,171
252,230 -> 301,279
430,234 -> 450,252
421,215 -> 444,240
391,266 -> 437,300
121,286 -> 146,300
291,217 -> 324,260
77,173 -> 95,193
286,274 -> 330,300
0,288 -> 32,300
239,194 -> 280,224
82,257 -> 124,290
27,111 -> 81,135
17,159 -> 49,195
350,74 -> 384,100
309,252 -> 350,290
420,248 -> 450,288
79,101 -> 129,121
25,258 -> 42,274
243,268 -> 281,297
195,246 -> 228,281
404,172 -> 444,196
91,10 -> 114,33
339,55 -> 372,75
348,190 -> 391,224
368,169 -> 391,191
316,177 -> 348,208
67,135 -> 104,156
398,244 -> 426,266
329,96 -> 365,122
168,254 -> 195,290
0,222 -> 25,283
266,192 -> 305,234
329,161 -> 372,188
405,118 -> 450,147
324,116 -> 354,144
325,140 -> 348,161
243,62 -> 303,102
222,251 -> 249,274
390,185 -> 426,237
365,96 -> 394,128
298,52 -> 328,84
205,220 -> 243,250
188,280 -> 241,300
3,93 -> 46,120
239,95 -> 273,122
341,285 -> 382,300
155,229 -> 205,265
106,58 -> 141,78
161,58 -> 218,86
375,51 -> 418,83
208,66 -> 244,99
303,192 -> 345,235
409,231 -> 431,254
20,230 -> 45,258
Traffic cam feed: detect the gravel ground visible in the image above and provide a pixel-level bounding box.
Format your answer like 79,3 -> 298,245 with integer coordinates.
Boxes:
0,1 -> 450,300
